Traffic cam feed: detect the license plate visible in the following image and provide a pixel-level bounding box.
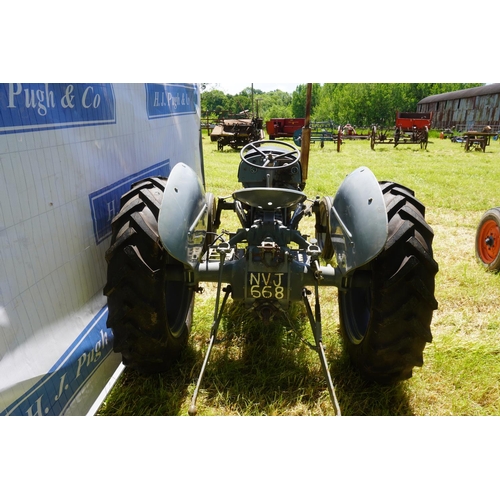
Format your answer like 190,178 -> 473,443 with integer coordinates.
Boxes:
247,272 -> 287,300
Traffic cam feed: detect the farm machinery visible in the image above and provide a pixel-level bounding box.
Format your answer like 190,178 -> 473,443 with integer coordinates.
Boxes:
370,112 -> 433,150
461,128 -> 497,152
266,118 -> 305,140
293,121 -> 343,151
210,111 -> 264,151
104,91 -> 439,416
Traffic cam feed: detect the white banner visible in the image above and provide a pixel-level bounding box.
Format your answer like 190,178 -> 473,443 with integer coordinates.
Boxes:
0,83 -> 202,415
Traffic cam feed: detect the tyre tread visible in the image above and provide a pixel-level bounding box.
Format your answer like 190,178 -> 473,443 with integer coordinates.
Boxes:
339,181 -> 438,384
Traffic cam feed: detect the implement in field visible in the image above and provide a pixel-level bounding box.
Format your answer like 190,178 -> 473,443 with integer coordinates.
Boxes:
266,118 -> 305,140
210,112 -> 264,151
293,121 -> 343,151
370,112 -> 433,150
338,124 -> 371,147
462,129 -> 497,152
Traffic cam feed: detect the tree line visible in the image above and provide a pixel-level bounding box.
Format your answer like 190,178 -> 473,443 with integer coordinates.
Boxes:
201,83 -> 483,128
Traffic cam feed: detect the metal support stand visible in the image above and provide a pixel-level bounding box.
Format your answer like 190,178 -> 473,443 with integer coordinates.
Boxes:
189,246 -> 230,416
302,249 -> 341,416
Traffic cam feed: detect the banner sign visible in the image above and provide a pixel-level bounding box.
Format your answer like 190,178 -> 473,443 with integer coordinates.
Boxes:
0,83 -> 202,415
89,160 -> 170,245
1,306 -> 113,416
146,83 -> 199,119
0,83 -> 116,134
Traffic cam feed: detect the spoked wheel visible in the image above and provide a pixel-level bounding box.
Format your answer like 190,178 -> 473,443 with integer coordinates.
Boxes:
104,177 -> 193,374
338,182 -> 439,384
475,207 -> 500,271
420,128 -> 429,149
315,196 -> 334,261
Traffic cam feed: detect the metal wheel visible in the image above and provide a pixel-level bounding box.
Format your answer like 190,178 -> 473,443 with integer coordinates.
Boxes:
315,196 -> 334,260
421,127 -> 429,149
476,208 -> 500,271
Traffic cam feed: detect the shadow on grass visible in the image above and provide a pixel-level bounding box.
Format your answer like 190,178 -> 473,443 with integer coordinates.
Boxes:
98,303 -> 415,416
96,344 -> 200,416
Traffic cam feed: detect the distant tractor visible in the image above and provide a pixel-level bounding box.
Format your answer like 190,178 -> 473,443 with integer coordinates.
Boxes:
211,111 -> 264,151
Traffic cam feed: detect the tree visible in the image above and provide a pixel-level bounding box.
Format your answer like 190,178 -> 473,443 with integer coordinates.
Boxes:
313,83 -> 484,127
256,90 -> 293,121
291,84 -> 321,118
202,83 -> 485,126
201,89 -> 229,117
230,93 -> 252,114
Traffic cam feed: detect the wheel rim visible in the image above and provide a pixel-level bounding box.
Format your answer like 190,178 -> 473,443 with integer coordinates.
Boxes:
317,204 -> 328,249
316,197 -> 334,259
340,286 -> 371,344
478,219 -> 500,263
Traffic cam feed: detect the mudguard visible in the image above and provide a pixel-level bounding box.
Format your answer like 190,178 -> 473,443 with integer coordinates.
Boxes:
158,162 -> 207,268
330,166 -> 388,274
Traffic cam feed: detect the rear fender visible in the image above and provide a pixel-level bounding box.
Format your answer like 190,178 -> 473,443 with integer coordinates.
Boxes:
158,162 -> 207,269
331,167 -> 388,274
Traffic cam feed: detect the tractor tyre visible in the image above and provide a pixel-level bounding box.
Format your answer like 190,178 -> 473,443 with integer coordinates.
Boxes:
104,176 -> 193,374
315,196 -> 335,261
475,207 -> 500,271
338,181 -> 438,384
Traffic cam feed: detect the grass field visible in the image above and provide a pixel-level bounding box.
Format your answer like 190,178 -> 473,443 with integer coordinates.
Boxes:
97,132 -> 500,416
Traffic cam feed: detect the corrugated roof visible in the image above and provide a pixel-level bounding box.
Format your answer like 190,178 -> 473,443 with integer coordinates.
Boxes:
418,83 -> 500,104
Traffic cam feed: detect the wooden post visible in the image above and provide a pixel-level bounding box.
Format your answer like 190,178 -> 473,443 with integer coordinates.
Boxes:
301,83 -> 312,184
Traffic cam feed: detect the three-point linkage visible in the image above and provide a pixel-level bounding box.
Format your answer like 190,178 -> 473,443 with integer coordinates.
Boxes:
302,241 -> 341,416
188,244 -> 231,416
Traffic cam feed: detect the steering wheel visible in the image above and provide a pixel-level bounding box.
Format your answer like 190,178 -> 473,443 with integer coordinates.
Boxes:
240,140 -> 301,170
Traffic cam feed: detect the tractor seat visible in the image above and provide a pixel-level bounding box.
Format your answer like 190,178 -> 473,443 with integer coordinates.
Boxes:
232,187 -> 307,209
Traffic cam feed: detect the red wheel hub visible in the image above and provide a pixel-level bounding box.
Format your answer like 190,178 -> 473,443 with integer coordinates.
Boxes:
478,219 -> 500,263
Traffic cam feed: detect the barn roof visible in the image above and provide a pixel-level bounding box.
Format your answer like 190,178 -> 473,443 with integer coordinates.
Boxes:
418,83 -> 500,104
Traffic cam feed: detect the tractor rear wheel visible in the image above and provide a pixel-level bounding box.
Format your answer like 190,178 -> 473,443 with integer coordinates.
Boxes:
204,191 -> 217,254
338,182 -> 438,384
475,207 -> 500,271
104,177 -> 193,374
315,196 -> 335,261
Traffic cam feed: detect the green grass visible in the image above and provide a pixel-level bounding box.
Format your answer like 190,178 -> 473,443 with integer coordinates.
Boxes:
97,134 -> 500,416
